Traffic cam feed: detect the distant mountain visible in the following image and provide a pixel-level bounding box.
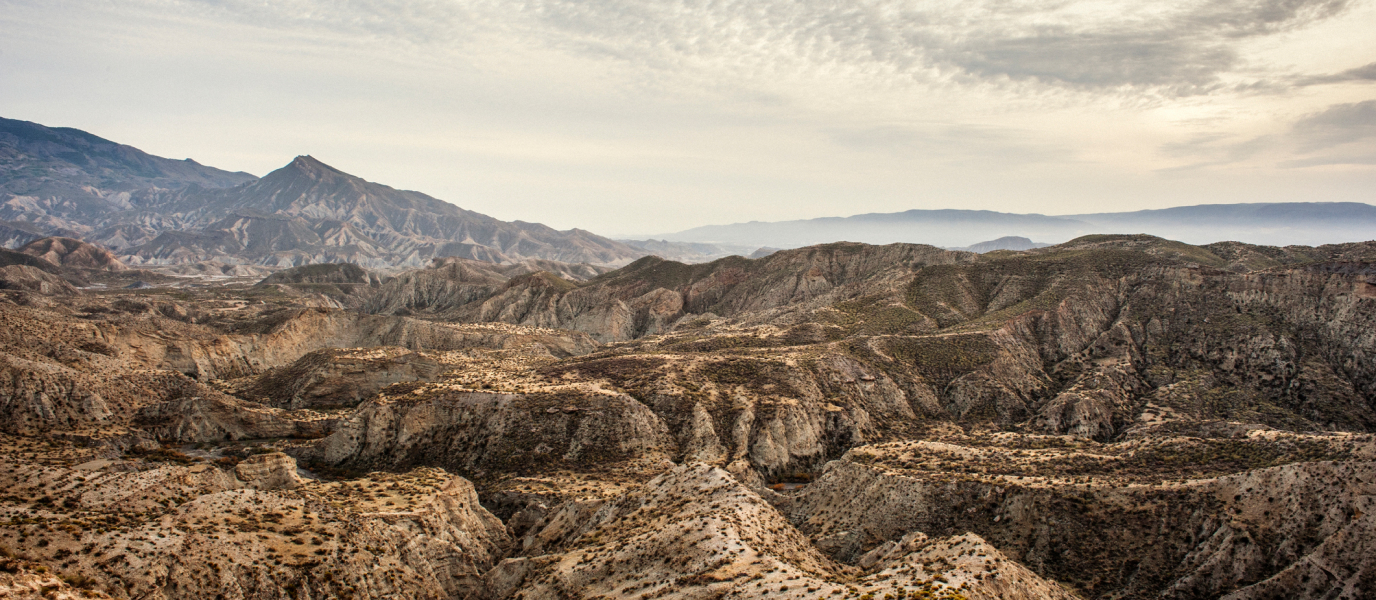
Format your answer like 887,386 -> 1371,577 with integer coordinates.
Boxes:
955,236 -> 1049,253
660,209 -> 1085,249
111,156 -> 645,268
0,220 -> 65,248
0,117 -> 646,268
660,203 -> 1376,248
1067,203 -> 1376,246
0,117 -> 256,236
618,239 -> 764,263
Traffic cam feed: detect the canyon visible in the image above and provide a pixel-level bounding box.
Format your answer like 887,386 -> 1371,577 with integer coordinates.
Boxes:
1,232 -> 1373,599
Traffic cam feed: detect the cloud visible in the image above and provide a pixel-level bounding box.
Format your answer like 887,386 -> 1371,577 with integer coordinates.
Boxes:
1289,100 -> 1376,152
1277,154 -> 1376,167
1297,61 -> 1376,85
1181,0 -> 1351,35
161,0 -> 1357,97
1156,133 -> 1274,172
950,31 -> 1238,90
1160,100 -> 1376,171
830,123 -> 1076,167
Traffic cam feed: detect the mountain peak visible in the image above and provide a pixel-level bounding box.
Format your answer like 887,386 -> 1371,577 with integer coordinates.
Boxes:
279,155 -> 346,181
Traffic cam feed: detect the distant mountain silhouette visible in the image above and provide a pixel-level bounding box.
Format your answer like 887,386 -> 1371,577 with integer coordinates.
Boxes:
955,236 -> 1049,253
659,203 -> 1376,248
660,209 -> 1084,249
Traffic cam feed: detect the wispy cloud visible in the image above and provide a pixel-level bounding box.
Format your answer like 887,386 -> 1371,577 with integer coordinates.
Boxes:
167,0 -> 1359,96
1288,99 -> 1376,155
829,123 -> 1077,167
1160,100 -> 1376,171
1297,61 -> 1376,85
1157,132 -> 1273,171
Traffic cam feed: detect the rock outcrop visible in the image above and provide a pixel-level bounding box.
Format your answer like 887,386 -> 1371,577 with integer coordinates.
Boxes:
237,347 -> 446,409
134,390 -> 334,443
310,389 -> 677,477
232,451 -> 303,489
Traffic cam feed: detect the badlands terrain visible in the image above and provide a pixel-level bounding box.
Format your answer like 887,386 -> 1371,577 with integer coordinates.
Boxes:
1,233 -> 1374,599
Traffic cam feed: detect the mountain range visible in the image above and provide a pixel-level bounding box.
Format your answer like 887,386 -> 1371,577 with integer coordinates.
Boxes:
0,117 -> 645,268
655,203 -> 1376,249
4,115 -> 1374,271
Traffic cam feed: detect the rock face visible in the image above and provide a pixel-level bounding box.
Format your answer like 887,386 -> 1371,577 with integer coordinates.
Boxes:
134,390 -> 334,443
252,262 -> 388,310
855,532 -> 1080,600
238,347 -> 446,409
298,235 -> 1376,486
232,451 -> 303,489
256,262 -> 384,286
482,463 -> 1076,600
362,256 -> 612,316
0,558 -> 117,599
0,299 -> 595,436
19,237 -> 128,271
0,246 -> 82,293
311,389 -> 678,477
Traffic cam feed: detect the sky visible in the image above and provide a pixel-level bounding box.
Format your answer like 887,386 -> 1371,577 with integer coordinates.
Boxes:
2,0 -> 1374,237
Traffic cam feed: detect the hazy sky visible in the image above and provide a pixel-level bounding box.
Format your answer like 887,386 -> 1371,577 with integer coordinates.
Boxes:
2,0 -> 1374,236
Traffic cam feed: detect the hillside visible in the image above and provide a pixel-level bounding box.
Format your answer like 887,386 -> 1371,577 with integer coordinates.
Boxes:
19,236 -> 128,271
0,116 -> 256,236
